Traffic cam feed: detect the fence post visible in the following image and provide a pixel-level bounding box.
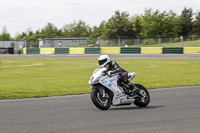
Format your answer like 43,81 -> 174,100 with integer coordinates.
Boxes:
180,35 -> 184,47
117,36 -> 120,46
24,37 -> 27,48
158,35 -> 161,47
137,36 -> 140,46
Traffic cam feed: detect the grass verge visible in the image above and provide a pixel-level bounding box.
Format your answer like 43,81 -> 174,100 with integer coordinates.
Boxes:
0,59 -> 199,99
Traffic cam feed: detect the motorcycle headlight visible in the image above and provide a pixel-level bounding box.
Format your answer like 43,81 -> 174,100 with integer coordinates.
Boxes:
91,77 -> 100,85
90,76 -> 94,82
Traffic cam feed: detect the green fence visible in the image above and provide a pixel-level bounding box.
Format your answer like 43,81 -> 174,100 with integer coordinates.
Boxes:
55,48 -> 69,54
163,47 -> 183,54
26,48 -> 40,54
121,47 -> 141,54
85,48 -> 100,54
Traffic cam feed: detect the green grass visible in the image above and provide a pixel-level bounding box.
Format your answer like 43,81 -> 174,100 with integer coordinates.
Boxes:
0,59 -> 200,99
14,49 -> 23,54
129,39 -> 200,47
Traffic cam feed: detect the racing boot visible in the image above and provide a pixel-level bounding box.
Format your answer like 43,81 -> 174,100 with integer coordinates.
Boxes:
128,82 -> 136,90
122,83 -> 130,95
128,83 -> 143,97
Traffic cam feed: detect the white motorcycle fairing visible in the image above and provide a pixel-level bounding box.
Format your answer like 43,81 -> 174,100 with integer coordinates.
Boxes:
89,68 -> 137,106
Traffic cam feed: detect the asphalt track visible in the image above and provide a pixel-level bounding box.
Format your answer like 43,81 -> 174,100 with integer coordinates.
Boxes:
0,54 -> 200,60
0,86 -> 200,133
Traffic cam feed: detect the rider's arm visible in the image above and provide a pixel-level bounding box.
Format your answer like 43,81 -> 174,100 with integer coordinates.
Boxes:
111,61 -> 123,74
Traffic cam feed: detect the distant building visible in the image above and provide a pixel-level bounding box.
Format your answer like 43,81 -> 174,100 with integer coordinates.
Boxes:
0,41 -> 25,49
38,38 -> 88,48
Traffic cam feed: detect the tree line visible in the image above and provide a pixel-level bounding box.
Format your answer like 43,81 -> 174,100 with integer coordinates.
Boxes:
0,7 -> 200,45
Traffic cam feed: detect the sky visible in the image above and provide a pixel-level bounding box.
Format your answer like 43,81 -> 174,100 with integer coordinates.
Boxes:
0,0 -> 200,38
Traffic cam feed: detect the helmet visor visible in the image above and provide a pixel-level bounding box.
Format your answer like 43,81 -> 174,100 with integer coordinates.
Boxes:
98,58 -> 107,66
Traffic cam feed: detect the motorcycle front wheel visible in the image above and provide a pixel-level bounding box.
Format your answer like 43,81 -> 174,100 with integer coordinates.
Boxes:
134,84 -> 150,107
91,89 -> 112,110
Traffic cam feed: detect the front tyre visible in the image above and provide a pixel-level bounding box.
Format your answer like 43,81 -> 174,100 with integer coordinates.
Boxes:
134,84 -> 150,107
91,89 -> 112,110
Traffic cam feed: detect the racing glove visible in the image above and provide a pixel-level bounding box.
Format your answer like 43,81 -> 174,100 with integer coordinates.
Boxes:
107,71 -> 114,76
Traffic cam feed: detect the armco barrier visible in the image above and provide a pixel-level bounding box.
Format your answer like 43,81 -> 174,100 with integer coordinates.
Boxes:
101,47 -> 120,54
69,47 -> 85,54
85,48 -> 100,54
121,47 -> 141,54
40,48 -> 55,54
141,47 -> 162,54
55,48 -> 69,54
26,48 -> 40,54
163,47 -> 183,54
184,47 -> 200,54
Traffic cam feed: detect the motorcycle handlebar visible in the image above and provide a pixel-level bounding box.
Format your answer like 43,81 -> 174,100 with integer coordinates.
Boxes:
102,71 -> 117,77
102,71 -> 107,76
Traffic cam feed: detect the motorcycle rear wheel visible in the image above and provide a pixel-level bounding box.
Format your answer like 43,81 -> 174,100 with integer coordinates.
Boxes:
91,89 -> 112,110
134,84 -> 150,107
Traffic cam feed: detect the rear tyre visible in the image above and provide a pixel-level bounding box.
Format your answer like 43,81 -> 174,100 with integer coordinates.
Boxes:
134,84 -> 150,107
91,89 -> 112,110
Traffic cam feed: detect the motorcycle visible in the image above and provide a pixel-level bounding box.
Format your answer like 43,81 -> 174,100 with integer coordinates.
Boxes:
88,68 -> 150,110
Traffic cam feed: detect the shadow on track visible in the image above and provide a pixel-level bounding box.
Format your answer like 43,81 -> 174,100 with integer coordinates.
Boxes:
109,105 -> 164,111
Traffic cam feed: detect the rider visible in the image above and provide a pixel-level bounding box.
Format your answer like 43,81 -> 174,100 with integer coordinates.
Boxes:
98,55 -> 135,92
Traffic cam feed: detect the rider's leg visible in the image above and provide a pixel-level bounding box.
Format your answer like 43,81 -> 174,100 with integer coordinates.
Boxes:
120,72 -> 138,92
120,73 -> 143,96
120,72 -> 134,90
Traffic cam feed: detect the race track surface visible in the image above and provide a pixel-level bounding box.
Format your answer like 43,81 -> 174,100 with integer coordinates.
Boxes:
0,54 -> 200,60
0,86 -> 200,133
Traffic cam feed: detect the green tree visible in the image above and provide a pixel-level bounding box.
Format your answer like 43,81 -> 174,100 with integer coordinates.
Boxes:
41,23 -> 59,38
140,9 -> 168,37
14,32 -> 27,43
131,15 -> 143,36
139,9 -> 182,37
166,10 -> 182,37
140,9 -> 158,37
180,7 -> 193,36
22,32 -> 27,38
88,21 -> 106,40
0,26 -> 11,40
26,34 -> 41,45
192,12 -> 200,35
105,10 -> 135,39
62,20 -> 91,38
14,33 -> 23,40
61,22 -> 74,38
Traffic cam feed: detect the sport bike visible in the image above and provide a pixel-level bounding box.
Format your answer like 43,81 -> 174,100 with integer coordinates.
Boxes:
88,68 -> 150,110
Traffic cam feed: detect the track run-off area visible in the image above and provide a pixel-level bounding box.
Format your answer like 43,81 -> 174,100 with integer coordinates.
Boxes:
0,54 -> 200,133
0,86 -> 199,133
